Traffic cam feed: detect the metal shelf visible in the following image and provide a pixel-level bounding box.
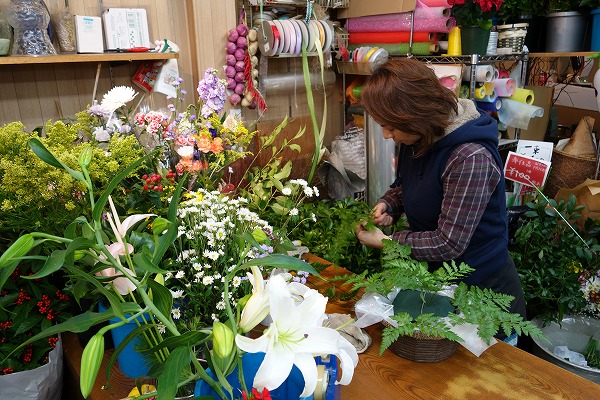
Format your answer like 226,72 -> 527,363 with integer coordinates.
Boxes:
413,54 -> 527,65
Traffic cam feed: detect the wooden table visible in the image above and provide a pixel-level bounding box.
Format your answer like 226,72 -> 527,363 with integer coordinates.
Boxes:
303,254 -> 600,400
63,255 -> 600,400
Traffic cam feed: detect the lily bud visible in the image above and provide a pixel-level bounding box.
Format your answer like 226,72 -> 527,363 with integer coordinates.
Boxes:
212,321 -> 235,359
152,217 -> 170,235
78,145 -> 93,169
251,228 -> 268,243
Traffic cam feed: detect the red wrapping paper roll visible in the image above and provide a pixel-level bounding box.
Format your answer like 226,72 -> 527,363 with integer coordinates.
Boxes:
349,31 -> 438,44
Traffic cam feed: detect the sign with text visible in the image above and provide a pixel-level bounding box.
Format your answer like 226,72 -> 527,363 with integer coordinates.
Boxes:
504,151 -> 551,188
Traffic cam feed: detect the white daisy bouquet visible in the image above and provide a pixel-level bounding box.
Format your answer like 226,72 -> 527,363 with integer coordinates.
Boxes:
166,188 -> 275,328
580,268 -> 600,318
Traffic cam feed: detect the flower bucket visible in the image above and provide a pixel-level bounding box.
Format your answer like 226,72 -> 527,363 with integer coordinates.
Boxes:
98,301 -> 150,378
544,12 -> 588,52
591,9 -> 600,51
460,26 -> 491,55
0,335 -> 63,400
195,352 -> 339,400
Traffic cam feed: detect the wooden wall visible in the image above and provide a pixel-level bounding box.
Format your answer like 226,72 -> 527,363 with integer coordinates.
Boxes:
0,0 -> 341,151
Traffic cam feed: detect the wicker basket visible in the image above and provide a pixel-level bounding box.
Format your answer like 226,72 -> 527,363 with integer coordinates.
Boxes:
383,325 -> 459,363
497,23 -> 528,54
544,149 -> 598,198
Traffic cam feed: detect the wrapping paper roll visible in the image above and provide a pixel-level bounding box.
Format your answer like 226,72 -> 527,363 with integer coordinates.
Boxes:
473,86 -> 486,99
497,70 -> 510,79
493,67 -> 500,80
420,0 -> 451,6
483,82 -> 495,96
459,85 -> 470,99
259,70 -> 336,94
464,65 -> 495,82
481,91 -> 498,103
348,7 -> 451,22
508,88 -> 535,104
349,31 -> 437,44
494,78 -> 516,97
347,16 -> 455,33
349,42 -> 438,55
447,26 -> 461,56
498,99 -> 544,129
476,99 -> 502,112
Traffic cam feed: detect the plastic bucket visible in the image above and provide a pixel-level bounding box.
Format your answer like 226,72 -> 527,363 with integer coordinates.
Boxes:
591,9 -> 600,51
544,12 -> 588,52
98,301 -> 150,378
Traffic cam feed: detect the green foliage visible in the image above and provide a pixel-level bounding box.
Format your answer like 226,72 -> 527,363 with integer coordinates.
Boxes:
0,121 -> 146,248
510,195 -> 600,324
350,240 -> 545,353
497,0 -> 549,21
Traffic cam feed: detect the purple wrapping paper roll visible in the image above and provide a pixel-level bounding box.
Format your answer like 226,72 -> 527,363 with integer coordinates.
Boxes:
476,99 -> 502,111
494,78 -> 517,97
346,16 -> 456,33
348,7 -> 451,22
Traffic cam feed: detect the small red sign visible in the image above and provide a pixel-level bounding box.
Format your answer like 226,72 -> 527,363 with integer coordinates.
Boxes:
504,151 -> 551,188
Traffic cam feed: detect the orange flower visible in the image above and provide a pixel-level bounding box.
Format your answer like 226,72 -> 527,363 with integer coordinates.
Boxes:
196,136 -> 213,153
211,137 -> 224,153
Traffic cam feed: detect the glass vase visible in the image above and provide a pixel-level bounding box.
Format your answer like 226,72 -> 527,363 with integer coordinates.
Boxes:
5,0 -> 57,56
0,12 -> 12,56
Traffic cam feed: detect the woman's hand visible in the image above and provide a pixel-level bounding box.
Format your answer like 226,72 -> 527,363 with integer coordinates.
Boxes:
372,202 -> 393,226
354,220 -> 389,249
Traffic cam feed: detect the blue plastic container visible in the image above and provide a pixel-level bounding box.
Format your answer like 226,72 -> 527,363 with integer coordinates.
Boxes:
592,9 -> 600,51
98,301 -> 150,378
195,353 -> 340,400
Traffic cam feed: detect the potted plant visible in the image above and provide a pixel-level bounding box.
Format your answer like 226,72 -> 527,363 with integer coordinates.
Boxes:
448,0 -> 503,54
497,0 -> 549,51
510,194 -> 600,325
347,240 -> 544,362
543,0 -> 588,52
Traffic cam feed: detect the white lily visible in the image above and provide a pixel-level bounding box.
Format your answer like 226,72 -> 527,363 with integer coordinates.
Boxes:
95,196 -> 156,295
235,274 -> 358,397
238,266 -> 270,333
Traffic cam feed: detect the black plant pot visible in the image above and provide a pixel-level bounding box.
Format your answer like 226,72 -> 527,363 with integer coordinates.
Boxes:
515,15 -> 544,52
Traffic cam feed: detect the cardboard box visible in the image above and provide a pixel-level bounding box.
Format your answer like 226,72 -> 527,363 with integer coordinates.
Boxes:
74,16 -> 104,54
338,0 -> 416,19
102,8 -> 150,50
519,85 -> 554,141
551,83 -> 598,111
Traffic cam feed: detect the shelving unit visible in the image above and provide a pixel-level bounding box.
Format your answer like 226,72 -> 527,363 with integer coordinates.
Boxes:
0,52 -> 178,65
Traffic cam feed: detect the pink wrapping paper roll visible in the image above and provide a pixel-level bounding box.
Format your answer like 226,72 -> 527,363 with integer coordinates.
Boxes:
420,0 -> 451,6
348,7 -> 451,22
494,78 -> 517,97
497,70 -> 510,79
349,31 -> 438,44
347,16 -> 455,33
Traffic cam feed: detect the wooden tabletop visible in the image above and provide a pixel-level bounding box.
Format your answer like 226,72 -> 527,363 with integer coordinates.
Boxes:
302,254 -> 600,400
63,254 -> 600,400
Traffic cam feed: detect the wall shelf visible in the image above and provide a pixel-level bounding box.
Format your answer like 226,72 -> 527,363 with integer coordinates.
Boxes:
529,52 -> 599,58
0,52 -> 178,65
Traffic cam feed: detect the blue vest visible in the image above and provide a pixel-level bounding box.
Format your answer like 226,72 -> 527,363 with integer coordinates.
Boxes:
397,111 -> 508,285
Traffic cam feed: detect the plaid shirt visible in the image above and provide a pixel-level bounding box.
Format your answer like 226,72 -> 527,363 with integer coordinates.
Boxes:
380,143 -> 501,262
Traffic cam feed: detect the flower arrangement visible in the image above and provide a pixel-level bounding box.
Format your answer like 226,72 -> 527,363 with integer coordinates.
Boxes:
448,0 -> 503,29
165,188 -> 274,327
579,267 -> 600,318
348,240 -> 544,356
155,68 -> 255,191
0,106 -> 357,397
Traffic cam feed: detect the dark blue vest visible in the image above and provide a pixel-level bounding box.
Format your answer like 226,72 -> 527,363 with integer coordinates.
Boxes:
397,111 -> 508,285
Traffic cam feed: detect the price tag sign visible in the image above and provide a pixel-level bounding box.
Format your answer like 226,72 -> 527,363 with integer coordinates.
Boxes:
504,151 -> 551,188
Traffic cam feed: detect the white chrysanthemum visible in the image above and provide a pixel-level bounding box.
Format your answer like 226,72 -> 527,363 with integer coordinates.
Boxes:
193,262 -> 202,271
203,276 -> 215,285
313,187 -> 320,197
311,213 -> 317,222
232,276 -> 242,288
100,86 -> 137,114
157,323 -> 166,334
282,187 -> 292,196
290,208 -> 299,216
303,186 -> 314,197
175,270 -> 185,279
211,313 -> 219,322
216,300 -> 226,310
171,307 -> 181,320
170,289 -> 184,299
204,250 -> 220,261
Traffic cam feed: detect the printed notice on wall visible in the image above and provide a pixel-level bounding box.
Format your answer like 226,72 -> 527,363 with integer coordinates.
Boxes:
504,151 -> 551,188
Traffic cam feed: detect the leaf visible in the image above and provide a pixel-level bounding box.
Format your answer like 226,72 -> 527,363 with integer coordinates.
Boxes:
156,347 -> 192,400
0,234 -> 34,268
146,279 -> 174,321
23,250 -> 66,279
133,250 -> 169,275
105,323 -> 155,382
237,253 -> 318,276
29,138 -> 85,181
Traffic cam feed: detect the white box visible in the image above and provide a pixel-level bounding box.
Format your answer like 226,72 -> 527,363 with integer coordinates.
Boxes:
551,83 -> 598,111
74,16 -> 104,54
102,8 -> 150,50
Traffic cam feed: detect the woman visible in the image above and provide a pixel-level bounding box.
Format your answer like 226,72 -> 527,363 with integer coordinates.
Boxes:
354,58 -> 526,335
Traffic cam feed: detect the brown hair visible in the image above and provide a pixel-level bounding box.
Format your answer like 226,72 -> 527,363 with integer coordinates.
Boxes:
361,58 -> 458,156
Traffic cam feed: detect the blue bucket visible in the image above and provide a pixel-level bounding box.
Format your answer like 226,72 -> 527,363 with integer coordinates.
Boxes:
195,353 -> 340,400
98,301 -> 150,378
592,9 -> 600,51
